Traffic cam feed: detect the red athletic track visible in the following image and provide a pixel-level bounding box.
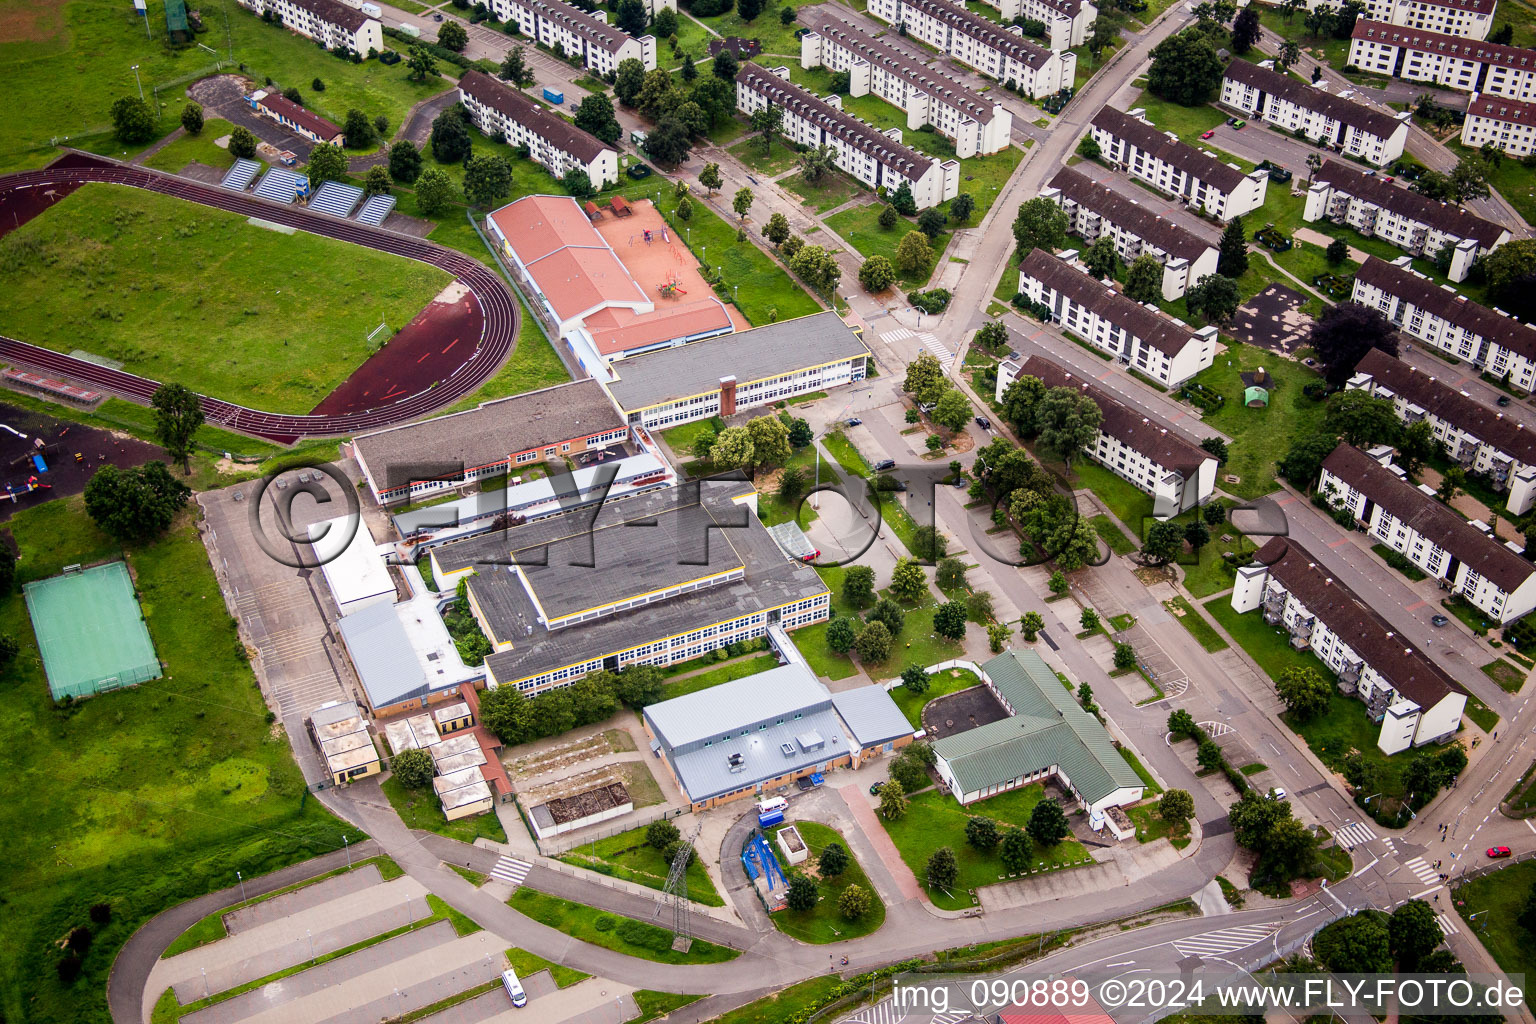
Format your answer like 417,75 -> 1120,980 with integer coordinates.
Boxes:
0,158 -> 518,444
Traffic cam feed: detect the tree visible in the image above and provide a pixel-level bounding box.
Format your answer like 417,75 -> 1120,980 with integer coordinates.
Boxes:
1196,738 -> 1224,771
430,107 -> 472,163
1217,217 -> 1249,278
818,841 -> 849,877
1482,239 -> 1536,316
1020,610 -> 1045,641
1451,156 -> 1490,202
1113,642 -> 1136,670
709,426 -> 755,471
391,748 -> 436,788
889,181 -> 917,216
1081,235 -> 1121,280
614,664 -> 665,708
1080,607 -> 1100,632
798,143 -> 835,183
180,102 -> 204,136
926,846 -> 959,892
690,163 -> 720,198
713,47 -> 740,83
1203,502 -> 1226,526
229,125 -> 258,159
1185,274 -> 1241,324
879,778 -> 908,819
746,415 -> 792,470
999,827 -> 1031,873
1077,135 -> 1102,161
414,167 -> 455,216
615,58 -> 646,106
1281,0 -> 1305,19
895,230 -> 934,276
975,322 -> 1008,353
1315,913 -> 1392,974
785,871 -> 818,911
934,601 -> 968,641
1324,390 -> 1399,447
917,207 -> 948,241
83,463 -> 190,544
561,168 -> 595,199
1397,419 -> 1438,477
363,164 -> 392,197
827,616 -> 857,653
932,389 -> 971,433
1124,255 -> 1164,303
763,211 -> 791,247
646,819 -> 681,850
1437,464 -> 1466,504
843,565 -> 876,606
778,465 -> 806,503
1389,899 -> 1442,970
151,383 -> 204,472
1275,665 -> 1331,721
342,108 -> 375,149
643,116 -> 693,166
948,192 -> 975,224
987,622 -> 1011,652
900,665 -> 930,695
1311,302 -> 1400,386
1277,38 -> 1302,71
1147,31 -> 1223,105
1013,197 -> 1069,256
1200,436 -> 1228,465
463,153 -> 512,207
437,19 -> 468,50
375,113 -> 389,138
112,96 -> 157,144
869,598 -> 905,637
675,197 -> 695,225
1184,518 -> 1210,550
406,44 -> 439,82
1027,800 -> 1070,845
750,104 -> 783,154
1034,387 -> 1101,469
1230,7 -> 1261,51
838,883 -> 871,920
1280,433 -> 1340,486
878,204 -> 900,230
859,255 -> 897,292
789,244 -> 841,295
388,139 -> 423,183
1326,237 -> 1350,265
499,46 -> 534,86
304,142 -> 347,186
936,557 -> 968,592
855,619 -> 893,662
1168,709 -> 1197,738
614,0 -> 646,33
965,815 -> 1001,852
573,94 -> 621,144
890,558 -> 927,602
1141,520 -> 1184,565
1159,788 -> 1195,822
732,186 -> 754,222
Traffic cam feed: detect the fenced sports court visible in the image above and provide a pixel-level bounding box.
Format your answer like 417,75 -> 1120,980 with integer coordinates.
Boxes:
24,561 -> 161,700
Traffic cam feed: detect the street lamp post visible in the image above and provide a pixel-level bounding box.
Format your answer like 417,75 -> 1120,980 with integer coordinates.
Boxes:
343,833 -> 350,868
236,870 -> 247,904
131,65 -> 144,102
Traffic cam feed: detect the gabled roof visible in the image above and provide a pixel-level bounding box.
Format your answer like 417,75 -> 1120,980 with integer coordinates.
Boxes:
894,0 -> 1053,69
810,15 -> 998,124
1223,58 -> 1405,141
290,0 -> 371,32
504,0 -> 637,53
1314,159 -> 1508,248
1253,536 -> 1464,711
1047,167 -> 1215,263
1468,92 -> 1536,129
1354,256 -> 1536,361
336,601 -> 434,709
1352,19 -> 1531,69
459,70 -> 613,165
1320,443 -> 1536,593
254,92 -> 341,141
1020,248 -> 1204,359
1352,347 -> 1536,465
1090,105 -> 1250,192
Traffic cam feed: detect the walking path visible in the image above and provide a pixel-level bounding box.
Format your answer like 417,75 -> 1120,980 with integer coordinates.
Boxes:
837,784 -> 924,902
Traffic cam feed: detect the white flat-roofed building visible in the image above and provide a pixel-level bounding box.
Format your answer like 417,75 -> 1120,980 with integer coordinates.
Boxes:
1304,159 -> 1509,282
1089,105 -> 1269,221
1220,58 -> 1410,165
482,0 -> 657,72
1042,166 -> 1219,301
1232,537 -> 1466,755
1462,91 -> 1536,154
735,64 -> 959,208
459,71 -> 618,188
996,354 -> 1217,516
1349,21 -> 1536,98
236,0 -> 383,55
311,516 -> 395,616
973,0 -> 1096,48
867,0 -> 1076,95
800,16 -> 1012,156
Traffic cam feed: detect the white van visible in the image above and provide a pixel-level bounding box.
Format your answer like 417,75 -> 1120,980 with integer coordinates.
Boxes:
501,968 -> 527,1008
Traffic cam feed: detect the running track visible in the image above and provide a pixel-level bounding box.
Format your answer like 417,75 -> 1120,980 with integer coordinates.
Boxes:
0,159 -> 519,444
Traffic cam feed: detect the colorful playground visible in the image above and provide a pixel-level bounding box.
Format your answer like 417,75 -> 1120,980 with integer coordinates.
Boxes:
590,199 -> 749,332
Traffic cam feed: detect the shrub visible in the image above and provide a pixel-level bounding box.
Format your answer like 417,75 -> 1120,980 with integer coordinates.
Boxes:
908,288 -> 952,314
89,903 -> 112,925
594,915 -> 616,931
646,819 -> 681,850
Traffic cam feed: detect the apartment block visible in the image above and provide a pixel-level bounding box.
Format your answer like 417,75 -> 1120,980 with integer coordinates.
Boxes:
1318,443 -> 1536,623
1358,0 -> 1496,38
1089,105 -> 1269,221
973,0 -> 1097,49
800,16 -> 1012,157
996,354 -> 1217,516
1351,255 -> 1536,389
735,64 -> 959,209
866,0 -> 1076,97
1220,58 -> 1410,166
1349,21 -> 1536,100
1042,167 -> 1218,301
1304,159 -> 1510,281
1461,92 -> 1536,155
236,0 -> 382,55
459,71 -> 618,188
482,0 -> 657,72
1232,537 -> 1466,755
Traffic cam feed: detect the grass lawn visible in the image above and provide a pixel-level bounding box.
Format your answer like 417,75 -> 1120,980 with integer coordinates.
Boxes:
825,203 -> 945,287
823,430 -> 872,479
142,120 -> 255,175
1483,659 -> 1528,694
660,417 -> 724,460
381,776 -> 508,844
1254,7 -> 1354,69
1165,596 -> 1228,653
1372,543 -> 1428,582
1092,515 -> 1137,556
691,1 -> 817,59
1452,140 -> 1536,226
504,947 -> 590,988
781,170 -> 866,213
665,652 -> 782,699
440,292 -> 571,409
1131,92 -> 1227,143
880,788 -> 1092,909
1118,744 -> 1164,795
790,619 -> 861,681
0,496 -> 351,1024
1465,695 -> 1500,733
766,821 -> 886,942
0,183 -> 451,413
1204,600 -> 1335,686
508,889 -> 739,964
1504,759 -> 1536,813
632,992 -> 707,1023
1127,801 -> 1191,847
1181,340 -> 1328,498
889,668 -> 982,729
692,977 -> 842,1024
728,136 -> 802,176
1454,861 -> 1536,986
1070,460 -> 1154,532
1271,239 -> 1358,292
558,823 -> 725,906
1181,509 -> 1255,599
758,449 -> 838,527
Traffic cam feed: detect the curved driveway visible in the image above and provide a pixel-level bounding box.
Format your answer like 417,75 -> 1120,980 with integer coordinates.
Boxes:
0,158 -> 519,443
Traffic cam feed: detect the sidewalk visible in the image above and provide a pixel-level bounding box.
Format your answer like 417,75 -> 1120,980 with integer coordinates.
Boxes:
837,783 -> 923,902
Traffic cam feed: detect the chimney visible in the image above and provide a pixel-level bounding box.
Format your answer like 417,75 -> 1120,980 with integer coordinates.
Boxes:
719,375 -> 738,417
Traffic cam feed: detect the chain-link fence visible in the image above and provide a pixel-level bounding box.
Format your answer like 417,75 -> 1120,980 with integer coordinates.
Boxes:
532,804 -> 687,857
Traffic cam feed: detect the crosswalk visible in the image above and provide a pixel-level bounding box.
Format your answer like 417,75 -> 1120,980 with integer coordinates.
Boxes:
1333,821 -> 1378,849
1438,913 -> 1459,937
1173,922 -> 1280,958
1404,856 -> 1440,887
878,329 -> 953,368
491,855 -> 532,889
840,999 -> 972,1024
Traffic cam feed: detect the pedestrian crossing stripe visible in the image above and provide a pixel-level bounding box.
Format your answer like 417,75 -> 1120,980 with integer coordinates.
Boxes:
491,856 -> 531,888
1173,922 -> 1280,958
1404,857 -> 1440,886
1334,822 -> 1378,849
1437,913 -> 1459,936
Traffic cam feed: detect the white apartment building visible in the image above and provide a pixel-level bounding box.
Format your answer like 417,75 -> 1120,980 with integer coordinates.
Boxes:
1304,159 -> 1509,281
1319,443 -> 1536,624
866,0 -> 1076,97
1351,255 -> 1536,389
1349,21 -> 1536,100
1358,0 -> 1496,38
484,0 -> 657,72
801,16 -> 1012,157
1220,58 -> 1410,166
1014,248 -> 1217,386
459,71 -> 618,187
237,0 -> 382,55
735,64 -> 959,209
996,354 -> 1217,516
973,0 -> 1097,49
1232,537 -> 1466,755
1089,105 -> 1269,221
1347,347 -> 1536,513
1043,167 -> 1218,301
1462,92 -> 1536,154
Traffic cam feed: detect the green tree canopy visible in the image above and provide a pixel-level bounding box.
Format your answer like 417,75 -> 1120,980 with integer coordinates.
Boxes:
391,748 -> 435,788
83,462 -> 191,544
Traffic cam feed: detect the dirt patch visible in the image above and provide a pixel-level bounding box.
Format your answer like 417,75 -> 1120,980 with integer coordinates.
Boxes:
921,683 -> 1009,742
1134,565 -> 1177,587
0,402 -> 165,521
948,430 -> 975,454
0,0 -> 65,47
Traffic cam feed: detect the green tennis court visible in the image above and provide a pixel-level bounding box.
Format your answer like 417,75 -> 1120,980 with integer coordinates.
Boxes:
24,561 -> 161,700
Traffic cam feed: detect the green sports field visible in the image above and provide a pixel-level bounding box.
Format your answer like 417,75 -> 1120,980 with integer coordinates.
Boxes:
0,183 -> 452,412
24,561 -> 160,700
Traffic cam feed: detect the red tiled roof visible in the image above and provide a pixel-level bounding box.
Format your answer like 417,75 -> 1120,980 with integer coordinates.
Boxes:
255,92 -> 341,142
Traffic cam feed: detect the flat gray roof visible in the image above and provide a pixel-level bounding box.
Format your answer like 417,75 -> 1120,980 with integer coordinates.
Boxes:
831,686 -> 913,748
646,663 -> 831,747
337,602 -> 441,710
603,311 -> 869,412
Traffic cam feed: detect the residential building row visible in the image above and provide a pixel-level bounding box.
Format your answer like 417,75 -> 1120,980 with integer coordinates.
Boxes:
1303,159 -> 1510,281
735,64 -> 959,209
236,0 -> 382,55
1318,443 -> 1536,623
459,71 -> 618,189
1013,248 -> 1218,387
800,15 -> 1012,157
1088,105 -> 1269,222
866,0 -> 1076,96
1348,20 -> 1536,100
479,0 -> 658,72
1351,254 -> 1536,390
1232,537 -> 1466,754
996,353 -> 1217,516
1219,58 -> 1410,166
1353,0 -> 1497,39
1347,347 -> 1536,513
974,0 -> 1097,49
1461,91 -> 1536,155
1041,166 -> 1219,301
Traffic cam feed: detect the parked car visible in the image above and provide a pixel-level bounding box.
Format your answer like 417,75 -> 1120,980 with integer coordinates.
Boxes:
847,417 -> 862,426
975,416 -> 992,431
869,781 -> 886,795
433,12 -> 444,19
1488,846 -> 1513,858
1268,788 -> 1287,800
1499,395 -> 1513,407
873,458 -> 896,471
1200,130 -> 1215,139
1431,614 -> 1450,626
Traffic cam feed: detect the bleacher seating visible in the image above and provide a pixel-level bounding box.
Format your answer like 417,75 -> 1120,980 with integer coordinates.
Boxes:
220,159 -> 260,192
356,194 -> 396,226
253,168 -> 306,204
310,180 -> 364,217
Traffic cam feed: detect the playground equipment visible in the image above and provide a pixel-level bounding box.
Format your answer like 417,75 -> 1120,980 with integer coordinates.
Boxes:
658,273 -> 687,299
4,477 -> 51,502
742,831 -> 788,892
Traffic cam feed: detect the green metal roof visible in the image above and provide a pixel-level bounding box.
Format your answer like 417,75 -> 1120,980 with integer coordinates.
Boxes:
931,650 -> 1143,805
165,0 -> 189,33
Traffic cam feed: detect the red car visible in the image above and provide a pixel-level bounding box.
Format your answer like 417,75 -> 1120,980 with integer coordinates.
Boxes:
1200,130 -> 1215,139
1488,846 -> 1513,858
